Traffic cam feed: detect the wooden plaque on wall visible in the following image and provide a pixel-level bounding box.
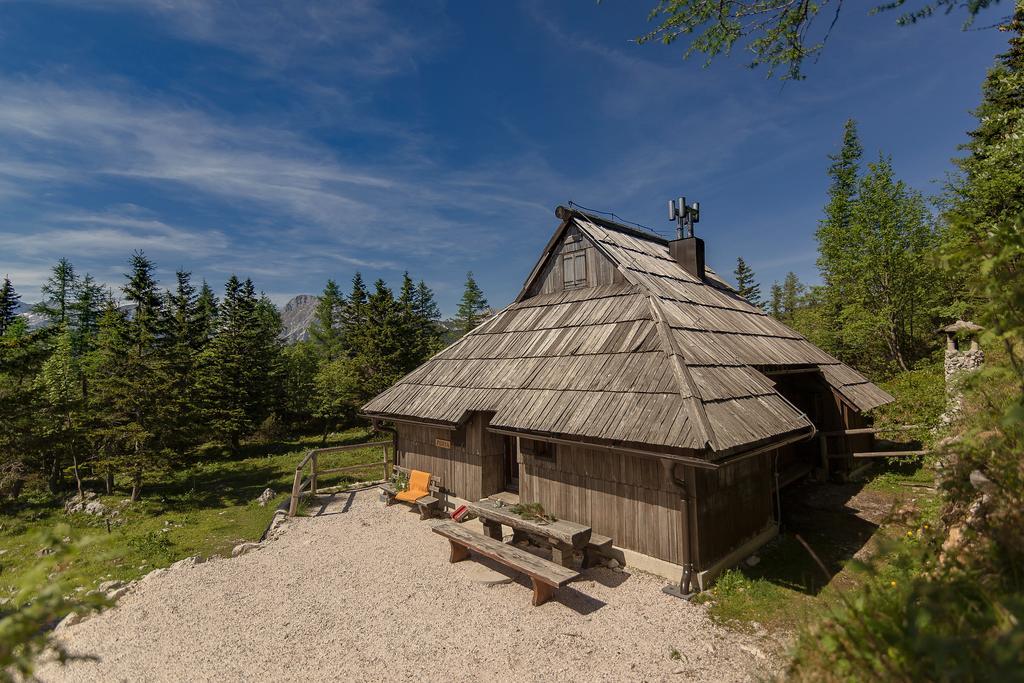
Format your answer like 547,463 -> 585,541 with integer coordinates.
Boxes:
435,438 -> 452,449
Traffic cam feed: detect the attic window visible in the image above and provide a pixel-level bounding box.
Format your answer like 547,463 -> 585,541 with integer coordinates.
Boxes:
562,252 -> 587,289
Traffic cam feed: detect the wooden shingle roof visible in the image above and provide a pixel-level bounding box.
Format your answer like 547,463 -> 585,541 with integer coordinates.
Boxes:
363,207 -> 892,459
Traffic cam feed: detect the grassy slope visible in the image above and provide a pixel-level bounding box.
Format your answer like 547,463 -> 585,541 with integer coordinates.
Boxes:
697,461 -> 940,632
0,427 -> 385,604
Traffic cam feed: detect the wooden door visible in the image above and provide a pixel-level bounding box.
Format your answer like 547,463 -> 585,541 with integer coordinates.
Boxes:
503,436 -> 519,493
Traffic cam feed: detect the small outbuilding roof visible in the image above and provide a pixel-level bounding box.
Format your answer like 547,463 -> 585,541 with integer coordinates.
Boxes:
939,320 -> 983,334
363,207 -> 893,460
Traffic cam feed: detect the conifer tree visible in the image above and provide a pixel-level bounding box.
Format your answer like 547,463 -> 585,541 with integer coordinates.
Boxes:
0,320 -> 54,498
454,271 -> 489,337
40,328 -> 86,499
0,277 -> 20,336
71,274 -> 105,353
160,271 -> 202,451
733,257 -> 763,309
817,119 -> 863,297
252,293 -> 285,427
769,282 -> 783,319
86,284 -> 170,501
34,258 -> 78,326
195,280 -> 219,344
413,279 -> 444,360
781,272 -> 805,319
354,279 -> 404,399
339,272 -> 369,355
309,279 -> 344,361
200,276 -> 253,452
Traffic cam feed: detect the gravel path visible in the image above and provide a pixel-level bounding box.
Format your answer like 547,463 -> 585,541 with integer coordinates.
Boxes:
39,489 -> 783,682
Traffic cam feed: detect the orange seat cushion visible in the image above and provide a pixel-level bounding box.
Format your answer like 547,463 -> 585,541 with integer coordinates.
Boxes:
395,469 -> 431,502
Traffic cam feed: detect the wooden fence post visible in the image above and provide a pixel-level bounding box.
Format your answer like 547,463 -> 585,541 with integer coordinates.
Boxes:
288,466 -> 302,517
310,452 -> 318,495
382,445 -> 391,481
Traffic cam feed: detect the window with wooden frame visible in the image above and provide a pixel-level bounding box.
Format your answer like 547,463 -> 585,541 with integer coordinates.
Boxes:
521,438 -> 556,462
562,251 -> 587,289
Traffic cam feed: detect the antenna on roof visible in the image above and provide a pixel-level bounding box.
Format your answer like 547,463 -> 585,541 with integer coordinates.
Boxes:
668,197 -> 700,240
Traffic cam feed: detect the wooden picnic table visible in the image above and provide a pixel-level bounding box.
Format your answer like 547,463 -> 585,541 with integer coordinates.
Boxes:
465,499 -> 592,567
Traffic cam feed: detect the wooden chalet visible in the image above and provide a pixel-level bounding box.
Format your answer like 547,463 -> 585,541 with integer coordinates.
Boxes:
363,205 -> 893,589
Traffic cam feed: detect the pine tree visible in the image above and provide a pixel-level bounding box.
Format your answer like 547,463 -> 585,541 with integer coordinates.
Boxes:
817,119 -> 863,296
0,277 -> 21,336
71,274 -> 105,353
339,272 -> 369,356
122,252 -> 162,346
780,272 -> 805,319
40,328 -> 86,499
412,279 -> 444,360
160,271 -> 202,452
769,282 -> 783,319
354,279 -> 404,400
199,278 -> 282,451
309,279 -> 344,361
195,280 -> 219,344
200,276 -> 253,452
454,271 -> 489,337
733,257 -> 763,309
34,258 -> 78,326
0,321 -> 54,497
85,290 -> 169,500
251,293 -> 285,429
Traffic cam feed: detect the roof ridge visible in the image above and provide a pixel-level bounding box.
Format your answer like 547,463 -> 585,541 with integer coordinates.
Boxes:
646,294 -> 716,453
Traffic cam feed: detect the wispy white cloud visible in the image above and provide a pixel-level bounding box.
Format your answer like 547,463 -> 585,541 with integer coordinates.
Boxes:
45,0 -> 447,78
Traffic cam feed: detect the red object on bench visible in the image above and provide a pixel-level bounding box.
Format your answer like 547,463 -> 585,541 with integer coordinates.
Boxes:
451,504 -> 469,521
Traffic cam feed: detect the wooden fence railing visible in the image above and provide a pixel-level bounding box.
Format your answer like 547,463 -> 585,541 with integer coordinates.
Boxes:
288,440 -> 392,517
818,425 -> 928,479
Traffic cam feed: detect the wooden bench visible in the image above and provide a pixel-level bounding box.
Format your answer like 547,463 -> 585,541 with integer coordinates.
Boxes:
380,466 -> 442,520
432,521 -> 578,606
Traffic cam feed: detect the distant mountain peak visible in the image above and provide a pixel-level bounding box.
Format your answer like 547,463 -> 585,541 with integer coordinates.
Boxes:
280,294 -> 318,343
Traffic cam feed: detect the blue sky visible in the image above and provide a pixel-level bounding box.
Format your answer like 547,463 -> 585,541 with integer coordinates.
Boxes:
0,0 -> 1009,315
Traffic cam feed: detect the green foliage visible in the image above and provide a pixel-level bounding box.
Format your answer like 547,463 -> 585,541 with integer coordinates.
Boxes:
0,525 -> 109,682
454,271 -> 489,337
789,536 -> 1024,682
314,356 -> 362,440
509,501 -> 556,523
638,0 -> 1008,81
795,123 -> 946,376
873,359 -> 947,444
732,257 -> 763,308
126,529 -> 176,561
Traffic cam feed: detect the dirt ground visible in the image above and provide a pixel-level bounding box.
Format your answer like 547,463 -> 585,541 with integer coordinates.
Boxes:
38,488 -> 785,682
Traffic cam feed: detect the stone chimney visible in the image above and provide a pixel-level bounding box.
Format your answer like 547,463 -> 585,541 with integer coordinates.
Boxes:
669,236 -> 705,280
939,320 -> 984,426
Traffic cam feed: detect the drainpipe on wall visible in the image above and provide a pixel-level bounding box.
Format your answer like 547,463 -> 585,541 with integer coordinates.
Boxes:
662,461 -> 697,600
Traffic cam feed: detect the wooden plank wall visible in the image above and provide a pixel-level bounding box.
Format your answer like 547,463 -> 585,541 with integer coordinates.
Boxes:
694,455 -> 774,568
527,225 -> 624,297
395,414 -> 507,502
519,442 -> 686,565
